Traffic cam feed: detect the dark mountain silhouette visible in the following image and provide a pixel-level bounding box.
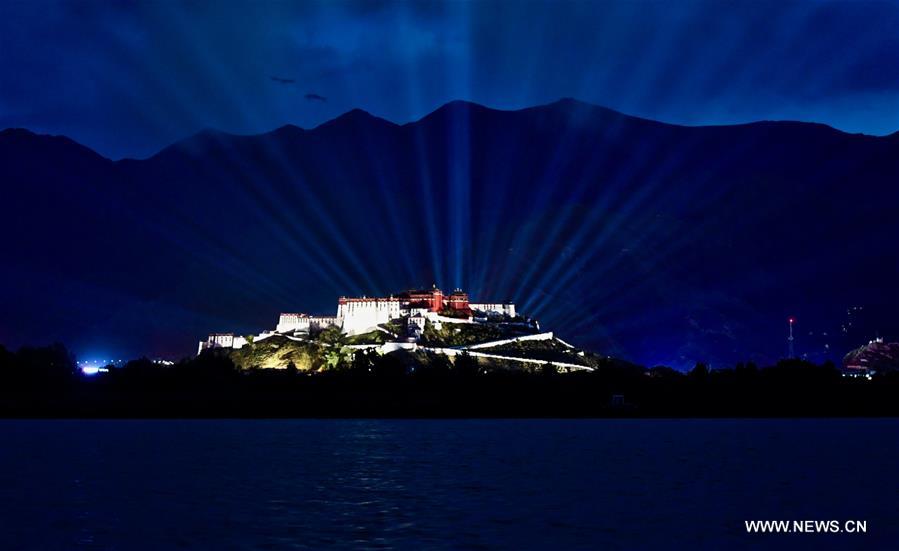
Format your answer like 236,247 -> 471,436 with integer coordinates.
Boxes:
2,100 -> 898,368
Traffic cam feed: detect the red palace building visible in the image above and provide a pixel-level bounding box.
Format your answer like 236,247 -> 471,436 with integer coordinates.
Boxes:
331,286 -> 514,335
392,287 -> 471,314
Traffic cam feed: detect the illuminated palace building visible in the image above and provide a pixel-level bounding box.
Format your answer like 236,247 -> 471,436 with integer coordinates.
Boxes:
199,287 -> 516,354
278,287 -> 516,335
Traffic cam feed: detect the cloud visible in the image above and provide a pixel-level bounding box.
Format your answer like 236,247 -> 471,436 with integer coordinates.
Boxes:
305,93 -> 327,102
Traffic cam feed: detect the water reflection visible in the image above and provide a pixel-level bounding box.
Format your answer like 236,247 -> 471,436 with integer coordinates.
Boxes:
0,419 -> 896,549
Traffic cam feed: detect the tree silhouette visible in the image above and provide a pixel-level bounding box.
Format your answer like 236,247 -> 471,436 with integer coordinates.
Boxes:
455,353 -> 480,377
542,361 -> 558,377
689,362 -> 709,379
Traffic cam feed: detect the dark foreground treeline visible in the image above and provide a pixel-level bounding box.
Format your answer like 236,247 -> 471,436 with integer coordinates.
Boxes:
2,344 -> 898,417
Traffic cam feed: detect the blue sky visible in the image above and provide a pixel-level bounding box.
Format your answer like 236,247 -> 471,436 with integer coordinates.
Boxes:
1,0 -> 898,158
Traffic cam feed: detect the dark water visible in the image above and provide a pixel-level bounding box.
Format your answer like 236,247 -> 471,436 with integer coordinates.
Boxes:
0,419 -> 896,550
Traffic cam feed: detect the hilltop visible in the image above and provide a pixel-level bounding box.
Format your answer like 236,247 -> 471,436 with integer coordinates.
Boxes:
224,329 -> 613,374
201,287 -> 616,373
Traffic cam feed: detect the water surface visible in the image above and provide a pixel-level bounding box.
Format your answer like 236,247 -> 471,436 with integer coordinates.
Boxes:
0,419 -> 895,549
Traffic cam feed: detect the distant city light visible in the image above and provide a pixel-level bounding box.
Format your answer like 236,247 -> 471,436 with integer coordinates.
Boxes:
82,366 -> 101,375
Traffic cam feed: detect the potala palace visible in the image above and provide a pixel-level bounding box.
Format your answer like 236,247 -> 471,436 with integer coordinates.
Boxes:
199,286 -> 518,354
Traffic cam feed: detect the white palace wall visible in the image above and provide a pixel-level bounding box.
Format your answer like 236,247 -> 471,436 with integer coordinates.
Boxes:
338,299 -> 402,335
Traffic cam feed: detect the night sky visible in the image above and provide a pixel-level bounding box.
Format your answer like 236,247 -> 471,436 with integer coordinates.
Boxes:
3,0 -> 899,366
1,0 -> 897,159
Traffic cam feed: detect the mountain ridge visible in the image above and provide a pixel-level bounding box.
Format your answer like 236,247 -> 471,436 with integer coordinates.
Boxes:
2,98 -> 898,368
4,97 -> 892,163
